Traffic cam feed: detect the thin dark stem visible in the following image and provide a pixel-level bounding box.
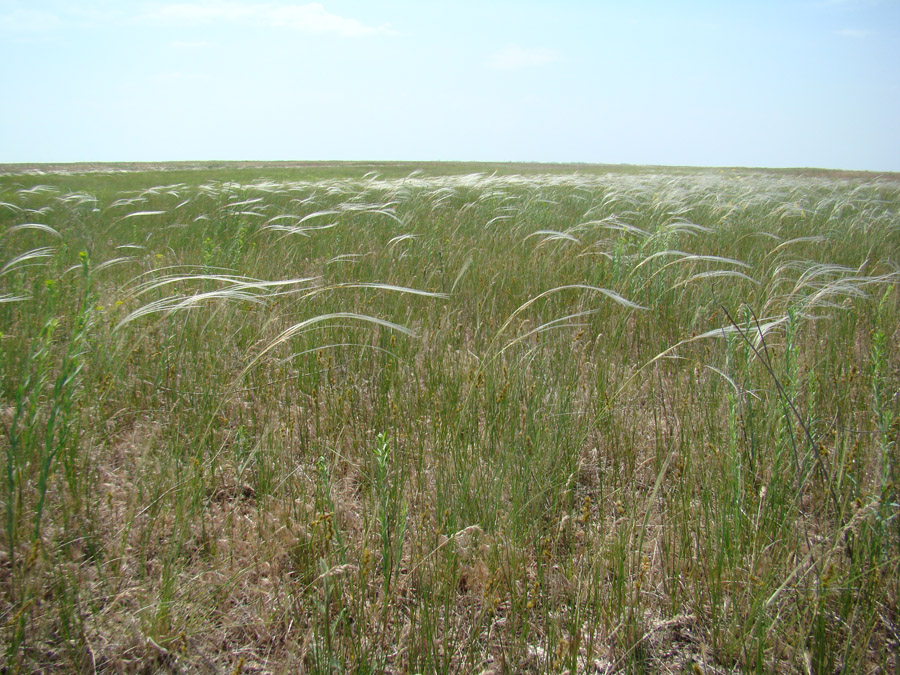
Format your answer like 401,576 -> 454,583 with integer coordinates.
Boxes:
721,305 -> 842,518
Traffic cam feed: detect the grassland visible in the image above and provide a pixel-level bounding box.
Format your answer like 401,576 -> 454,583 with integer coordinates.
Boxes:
1,163 -> 898,673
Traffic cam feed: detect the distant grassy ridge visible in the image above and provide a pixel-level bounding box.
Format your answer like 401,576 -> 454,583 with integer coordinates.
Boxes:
1,166 -> 898,672
3,159 -> 897,183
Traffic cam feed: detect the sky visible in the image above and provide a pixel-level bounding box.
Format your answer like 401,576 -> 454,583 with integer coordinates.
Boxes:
1,0 -> 898,170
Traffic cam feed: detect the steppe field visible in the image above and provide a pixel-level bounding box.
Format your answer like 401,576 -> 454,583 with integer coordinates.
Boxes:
1,162 -> 898,673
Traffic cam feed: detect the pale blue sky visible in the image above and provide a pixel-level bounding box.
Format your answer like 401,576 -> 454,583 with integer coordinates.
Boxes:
1,0 -> 898,169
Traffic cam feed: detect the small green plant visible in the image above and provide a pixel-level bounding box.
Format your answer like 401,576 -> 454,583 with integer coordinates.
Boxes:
372,433 -> 407,600
2,250 -> 95,662
870,287 -> 898,533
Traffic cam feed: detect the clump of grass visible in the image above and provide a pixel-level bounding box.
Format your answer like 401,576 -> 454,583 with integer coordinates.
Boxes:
0,164 -> 898,672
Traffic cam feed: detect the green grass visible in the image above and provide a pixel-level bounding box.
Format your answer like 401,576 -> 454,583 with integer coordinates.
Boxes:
1,162 -> 898,673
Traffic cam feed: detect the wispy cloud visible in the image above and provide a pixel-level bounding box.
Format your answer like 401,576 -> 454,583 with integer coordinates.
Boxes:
170,39 -> 214,48
139,1 -> 389,37
0,2 -> 389,37
488,46 -> 560,71
818,0 -> 880,5
151,70 -> 209,82
0,8 -> 62,32
814,0 -> 885,8
838,28 -> 872,37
